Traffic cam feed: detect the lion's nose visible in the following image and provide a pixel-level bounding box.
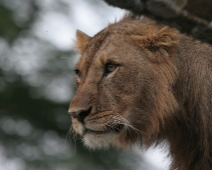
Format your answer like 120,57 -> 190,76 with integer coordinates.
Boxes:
68,107 -> 92,123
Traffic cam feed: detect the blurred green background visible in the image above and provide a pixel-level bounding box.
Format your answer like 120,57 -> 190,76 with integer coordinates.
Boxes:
0,0 -> 167,169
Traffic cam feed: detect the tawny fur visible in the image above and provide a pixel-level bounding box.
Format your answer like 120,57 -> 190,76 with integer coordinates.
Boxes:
69,15 -> 212,170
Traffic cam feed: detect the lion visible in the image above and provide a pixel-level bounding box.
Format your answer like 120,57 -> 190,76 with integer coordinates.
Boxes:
68,15 -> 212,170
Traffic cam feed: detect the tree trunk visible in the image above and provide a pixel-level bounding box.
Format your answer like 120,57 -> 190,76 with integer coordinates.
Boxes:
103,0 -> 212,45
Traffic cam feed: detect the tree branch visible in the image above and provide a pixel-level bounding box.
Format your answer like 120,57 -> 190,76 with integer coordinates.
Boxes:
103,0 -> 212,45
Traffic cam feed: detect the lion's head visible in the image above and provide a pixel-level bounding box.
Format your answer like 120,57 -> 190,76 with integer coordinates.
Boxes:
68,16 -> 179,149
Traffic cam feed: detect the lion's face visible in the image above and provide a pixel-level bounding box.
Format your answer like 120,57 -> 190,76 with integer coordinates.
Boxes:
69,18 -> 179,149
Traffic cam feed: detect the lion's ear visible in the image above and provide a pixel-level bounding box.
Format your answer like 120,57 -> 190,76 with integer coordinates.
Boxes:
74,30 -> 91,55
132,26 -> 179,62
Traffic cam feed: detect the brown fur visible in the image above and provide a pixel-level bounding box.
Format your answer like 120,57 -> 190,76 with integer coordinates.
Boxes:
69,15 -> 212,170
74,30 -> 91,55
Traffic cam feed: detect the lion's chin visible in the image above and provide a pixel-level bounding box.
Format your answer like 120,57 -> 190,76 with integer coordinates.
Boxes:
83,132 -> 118,149
74,123 -> 125,149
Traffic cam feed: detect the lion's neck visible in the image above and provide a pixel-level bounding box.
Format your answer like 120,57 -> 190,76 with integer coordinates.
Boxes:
165,36 -> 212,170
165,107 -> 212,170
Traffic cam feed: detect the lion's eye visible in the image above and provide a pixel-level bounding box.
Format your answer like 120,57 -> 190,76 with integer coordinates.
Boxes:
74,69 -> 81,79
104,63 -> 117,76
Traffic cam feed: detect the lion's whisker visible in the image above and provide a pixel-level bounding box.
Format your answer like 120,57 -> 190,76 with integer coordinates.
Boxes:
112,115 -> 143,135
66,126 -> 78,155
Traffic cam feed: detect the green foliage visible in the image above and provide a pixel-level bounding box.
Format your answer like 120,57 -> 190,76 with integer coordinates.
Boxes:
0,5 -> 21,42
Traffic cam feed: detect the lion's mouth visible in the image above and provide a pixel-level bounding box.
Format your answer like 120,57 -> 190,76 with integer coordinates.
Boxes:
85,124 -> 124,134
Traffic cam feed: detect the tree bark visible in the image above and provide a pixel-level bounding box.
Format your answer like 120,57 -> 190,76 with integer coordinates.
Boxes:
103,0 -> 212,45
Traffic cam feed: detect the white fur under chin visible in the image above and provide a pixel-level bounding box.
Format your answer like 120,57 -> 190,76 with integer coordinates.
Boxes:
83,133 -> 117,150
